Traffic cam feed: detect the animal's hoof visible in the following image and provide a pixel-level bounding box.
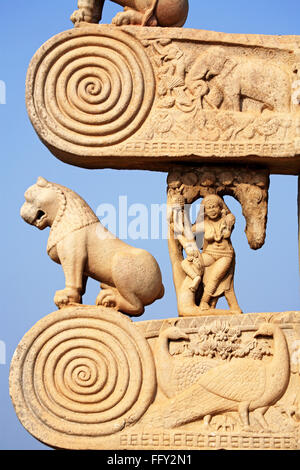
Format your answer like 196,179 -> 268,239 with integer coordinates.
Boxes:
199,301 -> 210,311
54,288 -> 81,309
258,428 -> 272,434
241,425 -> 256,433
230,308 -> 243,314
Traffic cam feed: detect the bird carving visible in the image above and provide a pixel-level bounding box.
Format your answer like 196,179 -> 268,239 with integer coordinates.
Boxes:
154,323 -> 220,398
156,323 -> 290,431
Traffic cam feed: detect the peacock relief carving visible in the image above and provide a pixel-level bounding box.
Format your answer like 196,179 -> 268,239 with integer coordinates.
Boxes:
154,322 -> 220,398
153,323 -> 290,431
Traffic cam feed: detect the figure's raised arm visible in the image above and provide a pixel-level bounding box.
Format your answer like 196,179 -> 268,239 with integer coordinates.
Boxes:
225,212 -> 236,231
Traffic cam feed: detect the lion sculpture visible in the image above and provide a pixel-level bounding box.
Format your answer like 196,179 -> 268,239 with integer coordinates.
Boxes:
71,0 -> 189,27
20,177 -> 164,316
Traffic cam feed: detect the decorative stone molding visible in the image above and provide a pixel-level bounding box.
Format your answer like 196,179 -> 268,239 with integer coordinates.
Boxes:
10,309 -> 300,450
9,307 -> 157,448
26,25 -> 300,173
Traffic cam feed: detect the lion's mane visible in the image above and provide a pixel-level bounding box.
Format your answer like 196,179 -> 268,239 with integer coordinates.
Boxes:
36,180 -> 100,254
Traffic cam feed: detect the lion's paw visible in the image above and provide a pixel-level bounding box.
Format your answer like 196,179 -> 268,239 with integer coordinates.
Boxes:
112,10 -> 142,26
96,290 -> 118,309
102,296 -> 117,308
70,9 -> 85,26
54,288 -> 81,309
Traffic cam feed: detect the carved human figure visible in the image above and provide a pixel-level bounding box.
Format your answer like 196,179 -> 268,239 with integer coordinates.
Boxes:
154,42 -> 192,109
20,177 -> 164,316
71,0 -> 189,27
180,243 -> 204,293
176,194 -> 241,313
195,195 -> 238,311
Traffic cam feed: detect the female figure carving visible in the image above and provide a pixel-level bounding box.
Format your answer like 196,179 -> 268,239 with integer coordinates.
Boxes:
177,194 -> 242,314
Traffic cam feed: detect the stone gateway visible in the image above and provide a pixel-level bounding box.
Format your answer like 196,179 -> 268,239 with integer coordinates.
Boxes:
9,0 -> 300,451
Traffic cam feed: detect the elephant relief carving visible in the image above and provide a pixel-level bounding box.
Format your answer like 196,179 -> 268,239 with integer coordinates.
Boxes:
71,0 -> 189,27
186,46 -> 291,113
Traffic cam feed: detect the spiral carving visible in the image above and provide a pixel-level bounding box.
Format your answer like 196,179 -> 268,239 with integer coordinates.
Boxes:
9,307 -> 156,448
26,26 -> 155,154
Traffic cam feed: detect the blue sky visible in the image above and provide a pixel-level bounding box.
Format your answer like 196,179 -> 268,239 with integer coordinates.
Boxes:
0,0 -> 299,450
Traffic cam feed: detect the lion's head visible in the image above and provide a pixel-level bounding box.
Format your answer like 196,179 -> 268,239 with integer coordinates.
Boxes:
21,177 -> 99,253
21,177 -> 62,230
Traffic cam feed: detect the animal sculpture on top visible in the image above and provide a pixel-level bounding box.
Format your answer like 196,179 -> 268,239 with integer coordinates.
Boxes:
20,177 -> 164,316
71,0 -> 189,27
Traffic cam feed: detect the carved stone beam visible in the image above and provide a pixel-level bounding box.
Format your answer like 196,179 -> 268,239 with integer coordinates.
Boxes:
9,307 -> 300,449
26,26 -> 300,174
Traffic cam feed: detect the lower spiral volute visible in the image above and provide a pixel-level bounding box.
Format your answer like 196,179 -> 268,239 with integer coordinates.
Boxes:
9,307 -> 156,448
